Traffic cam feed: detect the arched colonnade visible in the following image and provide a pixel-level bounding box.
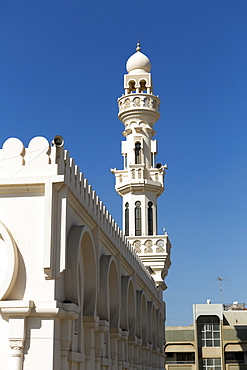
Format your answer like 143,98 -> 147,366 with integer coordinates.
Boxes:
62,225 -> 164,369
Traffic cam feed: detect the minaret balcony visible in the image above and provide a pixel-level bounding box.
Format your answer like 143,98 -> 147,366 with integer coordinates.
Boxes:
118,94 -> 160,120
128,235 -> 171,256
148,168 -> 165,185
112,167 -> 164,196
127,234 -> 172,287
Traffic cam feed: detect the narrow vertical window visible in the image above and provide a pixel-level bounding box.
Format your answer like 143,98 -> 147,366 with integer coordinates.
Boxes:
135,201 -> 141,236
148,201 -> 153,235
125,202 -> 129,236
135,142 -> 141,164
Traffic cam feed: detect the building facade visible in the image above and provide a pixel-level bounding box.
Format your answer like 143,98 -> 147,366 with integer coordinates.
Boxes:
0,46 -> 171,369
165,302 -> 247,370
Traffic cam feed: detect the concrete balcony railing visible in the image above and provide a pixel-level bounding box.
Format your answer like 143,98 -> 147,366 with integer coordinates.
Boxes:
127,235 -> 171,255
118,94 -> 160,114
114,167 -> 164,189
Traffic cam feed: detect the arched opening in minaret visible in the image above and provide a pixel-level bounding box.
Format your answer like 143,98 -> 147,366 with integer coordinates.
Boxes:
135,142 -> 141,164
125,202 -> 129,236
148,201 -> 153,235
140,79 -> 147,93
128,80 -> 136,93
135,201 -> 142,236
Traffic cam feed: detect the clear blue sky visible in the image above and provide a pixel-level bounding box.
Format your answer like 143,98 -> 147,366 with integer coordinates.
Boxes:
1,1 -> 247,326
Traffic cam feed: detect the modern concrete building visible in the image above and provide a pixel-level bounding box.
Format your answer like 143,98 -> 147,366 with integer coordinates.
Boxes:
0,45 -> 171,369
165,302 -> 247,370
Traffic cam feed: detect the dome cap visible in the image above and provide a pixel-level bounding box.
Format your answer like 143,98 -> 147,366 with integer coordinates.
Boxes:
126,43 -> 151,75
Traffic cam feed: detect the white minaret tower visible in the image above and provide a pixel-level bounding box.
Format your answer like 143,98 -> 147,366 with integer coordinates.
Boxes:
111,43 -> 171,290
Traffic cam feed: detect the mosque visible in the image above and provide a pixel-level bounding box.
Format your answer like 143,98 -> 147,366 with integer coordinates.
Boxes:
0,45 -> 171,369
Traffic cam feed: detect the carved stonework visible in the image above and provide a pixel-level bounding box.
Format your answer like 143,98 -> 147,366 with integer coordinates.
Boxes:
118,95 -> 160,113
144,97 -> 150,107
10,340 -> 24,357
153,100 -> 158,109
144,240 -> 153,253
124,98 -> 130,108
156,239 -> 165,253
133,240 -> 141,253
138,169 -> 142,179
133,97 -> 140,107
131,169 -> 135,179
61,340 -> 71,356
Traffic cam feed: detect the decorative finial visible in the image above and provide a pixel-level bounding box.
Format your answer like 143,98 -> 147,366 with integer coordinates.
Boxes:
136,40 -> 141,52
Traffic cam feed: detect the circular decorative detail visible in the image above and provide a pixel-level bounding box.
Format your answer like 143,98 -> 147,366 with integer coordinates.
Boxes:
133,97 -> 140,107
0,222 -> 19,300
153,100 -> 158,109
144,97 -> 150,107
156,239 -> 165,253
133,240 -> 141,253
124,98 -> 130,108
144,240 -> 153,253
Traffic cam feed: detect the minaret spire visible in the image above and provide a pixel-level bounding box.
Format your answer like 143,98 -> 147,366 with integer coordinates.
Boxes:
111,45 -> 171,290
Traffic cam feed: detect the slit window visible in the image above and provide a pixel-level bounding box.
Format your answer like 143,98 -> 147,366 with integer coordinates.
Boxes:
135,142 -> 141,164
125,202 -> 129,236
135,201 -> 141,236
148,201 -> 153,235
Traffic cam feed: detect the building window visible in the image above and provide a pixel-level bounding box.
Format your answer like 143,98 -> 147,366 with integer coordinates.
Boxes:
166,352 -> 195,365
128,80 -> 136,93
125,203 -> 129,236
198,316 -> 220,347
148,201 -> 153,235
135,142 -> 141,164
135,201 -> 141,236
225,352 -> 244,364
201,358 -> 221,370
140,80 -> 147,93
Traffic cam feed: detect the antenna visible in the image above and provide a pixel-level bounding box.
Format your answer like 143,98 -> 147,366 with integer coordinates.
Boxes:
213,277 -> 230,303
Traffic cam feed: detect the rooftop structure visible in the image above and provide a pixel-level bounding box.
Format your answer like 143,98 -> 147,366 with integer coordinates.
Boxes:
165,302 -> 247,370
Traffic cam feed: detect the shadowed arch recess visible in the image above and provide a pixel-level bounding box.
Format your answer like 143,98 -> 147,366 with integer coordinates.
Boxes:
121,276 -> 136,337
98,255 -> 120,328
64,225 -> 97,316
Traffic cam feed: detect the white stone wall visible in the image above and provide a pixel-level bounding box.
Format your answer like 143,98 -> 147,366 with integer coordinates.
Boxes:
0,136 -> 165,369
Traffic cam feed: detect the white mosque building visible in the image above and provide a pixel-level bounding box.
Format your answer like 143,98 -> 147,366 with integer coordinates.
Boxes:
0,44 -> 171,369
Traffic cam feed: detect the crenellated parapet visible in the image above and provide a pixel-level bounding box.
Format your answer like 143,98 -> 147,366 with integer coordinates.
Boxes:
0,136 -> 157,291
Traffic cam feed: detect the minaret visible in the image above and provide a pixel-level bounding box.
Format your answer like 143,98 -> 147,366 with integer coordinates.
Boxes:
111,43 -> 171,290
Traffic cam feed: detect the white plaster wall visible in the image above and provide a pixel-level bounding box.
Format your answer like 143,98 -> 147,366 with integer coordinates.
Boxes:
0,193 -> 55,300
24,318 -> 58,370
0,314 -> 12,367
